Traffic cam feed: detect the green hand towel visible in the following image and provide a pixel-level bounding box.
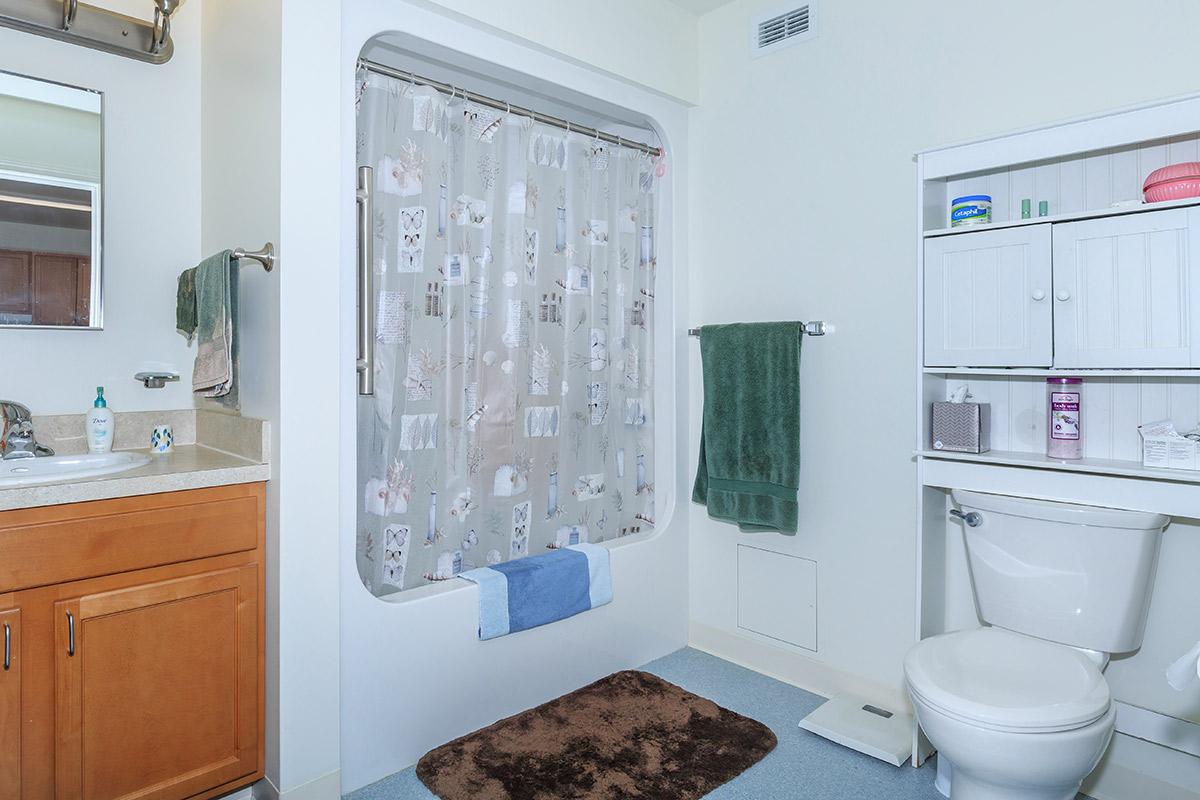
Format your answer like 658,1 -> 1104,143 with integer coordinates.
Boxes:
176,266 -> 197,340
184,251 -> 239,410
692,322 -> 802,533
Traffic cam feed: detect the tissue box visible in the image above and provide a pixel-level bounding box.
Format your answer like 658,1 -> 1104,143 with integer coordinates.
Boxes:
931,401 -> 991,454
1139,420 -> 1200,471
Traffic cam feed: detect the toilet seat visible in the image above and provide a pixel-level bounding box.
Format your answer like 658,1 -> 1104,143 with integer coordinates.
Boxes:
905,628 -> 1110,734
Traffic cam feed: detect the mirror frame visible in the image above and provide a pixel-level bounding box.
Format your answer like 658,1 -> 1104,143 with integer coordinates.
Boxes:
0,69 -> 104,330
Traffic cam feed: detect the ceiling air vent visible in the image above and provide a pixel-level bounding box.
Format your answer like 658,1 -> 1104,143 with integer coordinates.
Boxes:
752,3 -> 817,57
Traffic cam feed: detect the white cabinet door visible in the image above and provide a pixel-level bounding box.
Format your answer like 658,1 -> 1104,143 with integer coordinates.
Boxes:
924,226 -> 1053,367
1052,207 -> 1200,368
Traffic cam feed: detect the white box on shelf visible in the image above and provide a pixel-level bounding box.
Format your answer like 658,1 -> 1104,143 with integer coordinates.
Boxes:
1138,420 -> 1200,471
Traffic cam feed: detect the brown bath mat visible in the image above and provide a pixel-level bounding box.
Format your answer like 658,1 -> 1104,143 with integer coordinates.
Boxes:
415,669 -> 777,800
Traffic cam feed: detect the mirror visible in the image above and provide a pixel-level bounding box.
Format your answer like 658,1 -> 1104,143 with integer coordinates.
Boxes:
0,71 -> 102,328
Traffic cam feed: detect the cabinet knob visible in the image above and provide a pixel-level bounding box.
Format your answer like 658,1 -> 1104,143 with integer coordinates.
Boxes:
1032,289 -> 1046,301
1055,290 -> 1072,302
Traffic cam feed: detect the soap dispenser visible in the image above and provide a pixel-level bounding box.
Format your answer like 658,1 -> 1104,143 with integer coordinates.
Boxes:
86,386 -> 115,453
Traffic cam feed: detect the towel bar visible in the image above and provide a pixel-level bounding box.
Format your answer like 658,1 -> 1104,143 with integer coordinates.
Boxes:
688,321 -> 827,337
231,243 -> 275,272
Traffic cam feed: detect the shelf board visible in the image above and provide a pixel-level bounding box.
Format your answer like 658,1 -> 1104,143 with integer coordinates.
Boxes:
923,367 -> 1200,377
916,448 -> 1200,484
923,195 -> 1200,238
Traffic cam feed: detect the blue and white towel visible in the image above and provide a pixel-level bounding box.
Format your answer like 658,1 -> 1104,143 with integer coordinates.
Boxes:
459,543 -> 612,640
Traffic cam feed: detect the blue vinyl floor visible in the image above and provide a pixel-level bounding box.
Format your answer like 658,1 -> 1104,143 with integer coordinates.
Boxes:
345,647 -> 960,800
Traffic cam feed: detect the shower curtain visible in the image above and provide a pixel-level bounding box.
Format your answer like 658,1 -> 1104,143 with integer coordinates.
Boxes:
356,68 -> 659,596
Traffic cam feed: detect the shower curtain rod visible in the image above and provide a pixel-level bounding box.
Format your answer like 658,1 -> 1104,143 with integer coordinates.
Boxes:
358,58 -> 663,158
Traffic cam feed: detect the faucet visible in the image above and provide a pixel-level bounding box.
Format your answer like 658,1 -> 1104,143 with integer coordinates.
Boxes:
0,401 -> 54,460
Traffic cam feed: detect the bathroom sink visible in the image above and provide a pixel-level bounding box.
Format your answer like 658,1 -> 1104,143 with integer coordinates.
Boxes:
0,451 -> 151,488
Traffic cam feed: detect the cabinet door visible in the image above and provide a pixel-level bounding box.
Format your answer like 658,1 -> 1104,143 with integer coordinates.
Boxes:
55,566 -> 260,800
32,253 -> 82,326
0,609 -> 20,798
1052,207 -> 1200,368
924,226 -> 1053,367
0,251 -> 33,318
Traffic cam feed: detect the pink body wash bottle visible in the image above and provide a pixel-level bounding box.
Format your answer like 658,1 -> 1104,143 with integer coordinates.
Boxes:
1047,378 -> 1083,459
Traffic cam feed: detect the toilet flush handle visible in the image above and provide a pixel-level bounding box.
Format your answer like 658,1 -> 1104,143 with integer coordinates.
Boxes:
949,509 -> 983,527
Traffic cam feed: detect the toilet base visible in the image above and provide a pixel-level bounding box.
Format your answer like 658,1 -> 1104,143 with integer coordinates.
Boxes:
935,755 -> 1079,800
949,771 -> 1079,800
909,695 -> 1115,800
934,755 -> 951,797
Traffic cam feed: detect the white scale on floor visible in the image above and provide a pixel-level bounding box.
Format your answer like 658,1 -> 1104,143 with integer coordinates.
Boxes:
798,694 -> 917,768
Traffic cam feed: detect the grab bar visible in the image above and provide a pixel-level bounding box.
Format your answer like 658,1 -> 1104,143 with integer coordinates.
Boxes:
356,166 -> 374,396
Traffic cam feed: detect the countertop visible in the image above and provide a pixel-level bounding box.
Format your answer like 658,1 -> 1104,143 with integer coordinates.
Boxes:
0,409 -> 270,511
0,445 -> 270,511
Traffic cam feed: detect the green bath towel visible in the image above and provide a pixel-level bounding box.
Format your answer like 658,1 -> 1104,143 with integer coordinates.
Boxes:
692,322 -> 802,533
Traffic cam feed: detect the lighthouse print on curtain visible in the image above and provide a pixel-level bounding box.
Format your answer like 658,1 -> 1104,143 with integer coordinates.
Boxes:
356,68 -> 658,596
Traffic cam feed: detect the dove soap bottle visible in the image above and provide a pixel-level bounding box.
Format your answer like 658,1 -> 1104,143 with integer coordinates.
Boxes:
86,386 -> 115,453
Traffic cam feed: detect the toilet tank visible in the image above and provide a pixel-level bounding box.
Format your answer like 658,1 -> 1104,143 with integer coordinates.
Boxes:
951,490 -> 1167,654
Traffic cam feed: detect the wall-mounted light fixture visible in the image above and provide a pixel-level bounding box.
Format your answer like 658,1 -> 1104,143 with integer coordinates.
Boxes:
0,0 -> 179,64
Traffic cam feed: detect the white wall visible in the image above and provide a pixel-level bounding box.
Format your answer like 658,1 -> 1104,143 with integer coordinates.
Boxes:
203,4 -> 347,799
199,0 -> 290,796
270,3 -> 346,798
689,0 -> 1200,695
688,0 -> 1200,792
0,0 -> 201,413
420,0 -> 699,104
337,1 -> 693,792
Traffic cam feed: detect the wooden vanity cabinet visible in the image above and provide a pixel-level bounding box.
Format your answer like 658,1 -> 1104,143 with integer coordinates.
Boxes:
1,607 -> 21,793
0,483 -> 266,800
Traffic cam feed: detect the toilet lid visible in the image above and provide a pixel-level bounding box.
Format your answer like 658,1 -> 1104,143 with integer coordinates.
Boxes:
905,628 -> 1110,733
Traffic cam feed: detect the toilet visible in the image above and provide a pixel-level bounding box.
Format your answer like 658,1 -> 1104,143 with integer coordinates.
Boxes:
905,490 -> 1168,800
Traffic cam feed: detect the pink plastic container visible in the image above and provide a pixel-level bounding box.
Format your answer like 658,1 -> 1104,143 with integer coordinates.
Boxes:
1143,162 -> 1200,203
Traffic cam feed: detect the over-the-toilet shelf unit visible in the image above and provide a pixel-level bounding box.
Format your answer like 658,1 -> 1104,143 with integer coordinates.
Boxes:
913,93 -> 1200,767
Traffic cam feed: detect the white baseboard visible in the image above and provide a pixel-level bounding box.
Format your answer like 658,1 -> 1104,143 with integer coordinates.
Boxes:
1115,701 -> 1200,758
1084,733 -> 1200,800
251,777 -> 279,800
252,770 -> 341,800
688,621 -> 910,713
217,788 -> 254,800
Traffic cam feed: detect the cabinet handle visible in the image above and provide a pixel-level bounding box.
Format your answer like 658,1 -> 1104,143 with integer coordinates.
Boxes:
3,622 -> 9,671
66,611 -> 75,657
1056,290 -> 1071,302
1032,289 -> 1046,301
